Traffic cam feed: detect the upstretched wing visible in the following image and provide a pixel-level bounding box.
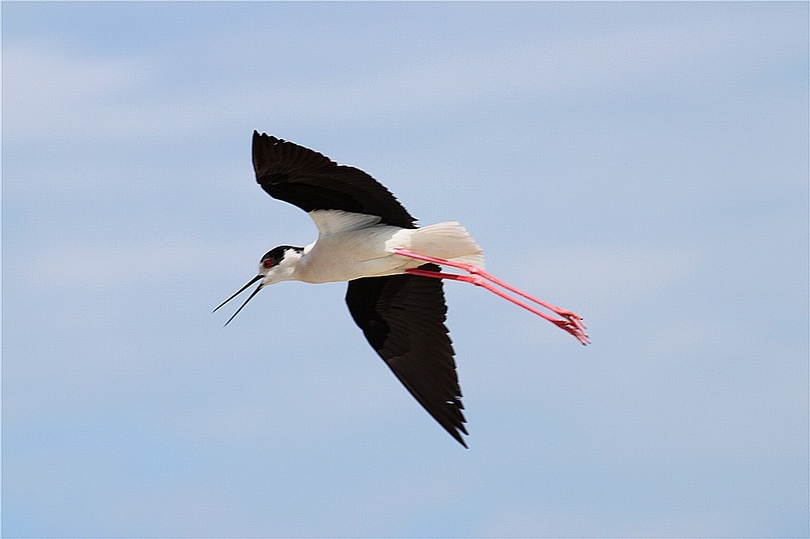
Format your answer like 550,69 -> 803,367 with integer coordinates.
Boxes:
252,131 -> 416,229
345,265 -> 468,447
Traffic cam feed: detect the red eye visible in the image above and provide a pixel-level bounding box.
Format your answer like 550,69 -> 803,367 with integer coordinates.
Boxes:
262,259 -> 274,269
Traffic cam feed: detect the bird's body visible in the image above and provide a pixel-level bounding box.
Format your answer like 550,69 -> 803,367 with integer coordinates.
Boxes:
215,132 -> 587,447
269,210 -> 483,284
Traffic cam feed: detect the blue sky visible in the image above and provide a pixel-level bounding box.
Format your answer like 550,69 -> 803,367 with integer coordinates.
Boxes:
3,2 -> 807,537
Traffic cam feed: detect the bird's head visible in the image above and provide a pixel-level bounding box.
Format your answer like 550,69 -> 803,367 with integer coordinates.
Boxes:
213,245 -> 304,325
258,245 -> 304,285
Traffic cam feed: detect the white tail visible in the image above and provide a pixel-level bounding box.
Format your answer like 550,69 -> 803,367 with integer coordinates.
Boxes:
409,221 -> 485,268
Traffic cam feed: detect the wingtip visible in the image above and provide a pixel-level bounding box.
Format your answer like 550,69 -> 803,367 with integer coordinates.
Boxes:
253,130 -> 279,142
252,130 -> 273,145
448,425 -> 469,448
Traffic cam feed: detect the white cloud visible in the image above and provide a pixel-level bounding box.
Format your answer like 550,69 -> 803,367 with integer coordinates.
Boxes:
3,7 -> 801,141
3,45 -> 156,135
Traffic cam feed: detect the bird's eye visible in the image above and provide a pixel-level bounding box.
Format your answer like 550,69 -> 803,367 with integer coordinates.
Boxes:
262,259 -> 274,269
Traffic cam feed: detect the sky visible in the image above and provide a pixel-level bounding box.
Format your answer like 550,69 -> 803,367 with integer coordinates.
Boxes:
2,2 -> 808,537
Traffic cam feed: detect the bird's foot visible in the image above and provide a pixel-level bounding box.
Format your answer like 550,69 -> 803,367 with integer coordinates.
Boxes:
551,314 -> 590,346
397,249 -> 589,345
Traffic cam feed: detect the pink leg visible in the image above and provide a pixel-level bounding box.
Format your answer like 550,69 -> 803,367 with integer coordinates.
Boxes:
398,249 -> 589,345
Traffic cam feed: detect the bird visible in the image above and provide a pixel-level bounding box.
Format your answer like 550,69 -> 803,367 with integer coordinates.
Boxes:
214,131 -> 588,447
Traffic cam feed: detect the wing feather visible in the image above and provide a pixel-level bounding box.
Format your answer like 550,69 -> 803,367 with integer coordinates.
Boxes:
252,132 -> 416,229
345,265 -> 467,447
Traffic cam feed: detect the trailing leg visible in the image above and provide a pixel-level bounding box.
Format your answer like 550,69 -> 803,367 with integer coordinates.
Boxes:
397,249 -> 589,345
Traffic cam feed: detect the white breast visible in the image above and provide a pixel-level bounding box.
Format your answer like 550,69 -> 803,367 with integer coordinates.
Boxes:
297,210 -> 416,283
295,209 -> 484,284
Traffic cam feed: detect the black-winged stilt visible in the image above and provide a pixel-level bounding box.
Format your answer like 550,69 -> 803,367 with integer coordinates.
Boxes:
215,131 -> 588,447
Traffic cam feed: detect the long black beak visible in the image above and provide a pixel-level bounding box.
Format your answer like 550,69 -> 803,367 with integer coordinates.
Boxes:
213,274 -> 264,326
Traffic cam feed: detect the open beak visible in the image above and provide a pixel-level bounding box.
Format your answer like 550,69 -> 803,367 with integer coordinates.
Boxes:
213,274 -> 264,326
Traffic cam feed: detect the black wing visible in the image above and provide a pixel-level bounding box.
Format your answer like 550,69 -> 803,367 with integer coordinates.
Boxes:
252,131 -> 417,229
345,265 -> 467,447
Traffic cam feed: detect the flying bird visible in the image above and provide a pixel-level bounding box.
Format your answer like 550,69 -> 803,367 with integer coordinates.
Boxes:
215,131 -> 588,447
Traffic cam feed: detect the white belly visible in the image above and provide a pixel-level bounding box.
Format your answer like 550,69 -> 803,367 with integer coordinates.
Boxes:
294,210 -> 484,284
296,225 -> 417,283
